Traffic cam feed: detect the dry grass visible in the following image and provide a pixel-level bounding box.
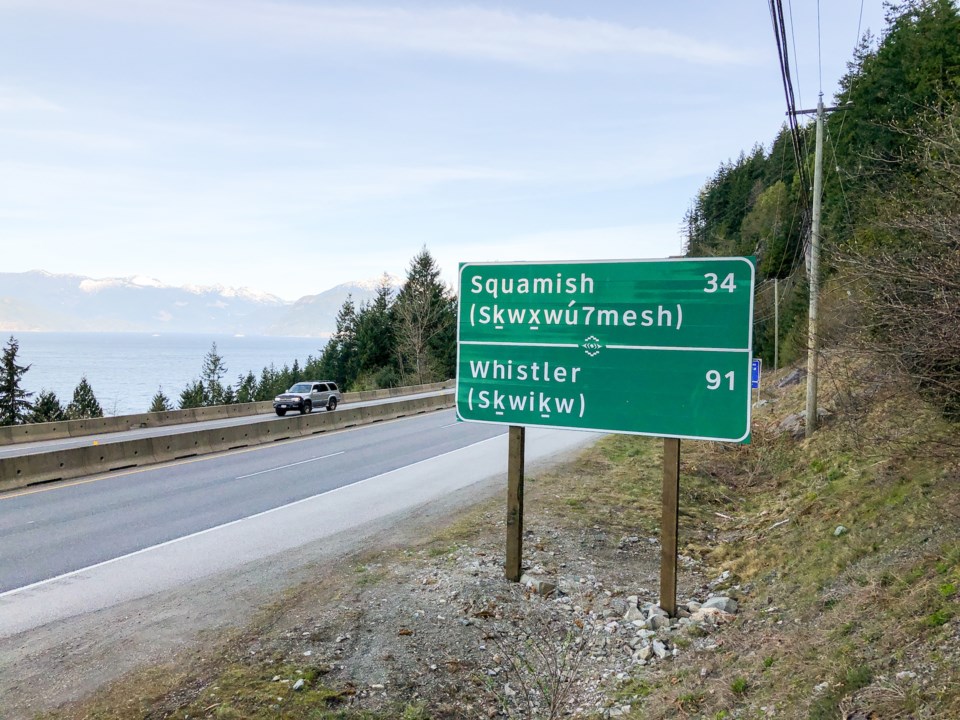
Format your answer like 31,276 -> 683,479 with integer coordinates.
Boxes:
617,352 -> 960,720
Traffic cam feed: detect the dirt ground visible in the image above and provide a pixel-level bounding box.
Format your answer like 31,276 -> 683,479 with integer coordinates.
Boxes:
0,471 -> 511,718
0,434 -> 719,720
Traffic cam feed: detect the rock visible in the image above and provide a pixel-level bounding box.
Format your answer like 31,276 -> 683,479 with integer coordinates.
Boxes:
777,368 -> 806,388
646,604 -> 668,619
292,679 -> 305,691
896,671 -> 917,680
652,640 -> 670,660
686,600 -> 702,612
834,525 -> 849,537
623,605 -> 645,623
702,596 -> 738,614
648,615 -> 670,631
519,573 -> 557,597
690,607 -> 737,625
637,645 -> 653,661
778,413 -> 805,438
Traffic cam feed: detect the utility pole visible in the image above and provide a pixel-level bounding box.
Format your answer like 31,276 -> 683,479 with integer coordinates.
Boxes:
805,94 -> 825,438
774,277 -> 780,372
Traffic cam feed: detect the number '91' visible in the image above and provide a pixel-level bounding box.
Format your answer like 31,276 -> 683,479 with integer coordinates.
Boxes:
706,370 -> 735,390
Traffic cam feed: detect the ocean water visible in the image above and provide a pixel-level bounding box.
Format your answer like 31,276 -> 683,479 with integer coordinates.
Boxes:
11,332 -> 326,417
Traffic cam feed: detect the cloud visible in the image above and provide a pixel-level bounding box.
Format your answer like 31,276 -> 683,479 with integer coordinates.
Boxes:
16,1 -> 754,68
432,223 -> 686,287
0,87 -> 63,113
7,129 -> 140,152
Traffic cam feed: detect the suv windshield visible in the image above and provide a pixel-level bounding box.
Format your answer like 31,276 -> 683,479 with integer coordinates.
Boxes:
289,383 -> 313,393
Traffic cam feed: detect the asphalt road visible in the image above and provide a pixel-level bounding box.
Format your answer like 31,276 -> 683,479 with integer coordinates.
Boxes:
0,409 -> 599,636
0,389 -> 452,458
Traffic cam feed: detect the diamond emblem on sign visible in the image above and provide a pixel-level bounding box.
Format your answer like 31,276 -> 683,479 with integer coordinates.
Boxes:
583,336 -> 602,357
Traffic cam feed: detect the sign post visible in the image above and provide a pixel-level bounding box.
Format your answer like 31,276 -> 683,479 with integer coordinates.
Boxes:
660,437 -> 681,616
456,258 -> 755,606
505,425 -> 525,582
751,358 -> 762,406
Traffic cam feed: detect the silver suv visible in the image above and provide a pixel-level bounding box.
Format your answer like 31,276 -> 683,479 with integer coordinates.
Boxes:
273,381 -> 341,416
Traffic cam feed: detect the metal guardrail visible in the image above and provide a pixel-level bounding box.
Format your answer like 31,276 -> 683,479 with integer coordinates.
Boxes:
0,392 -> 455,493
0,380 -> 455,447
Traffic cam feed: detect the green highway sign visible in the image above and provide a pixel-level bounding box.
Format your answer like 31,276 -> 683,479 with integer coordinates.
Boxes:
455,258 -> 756,442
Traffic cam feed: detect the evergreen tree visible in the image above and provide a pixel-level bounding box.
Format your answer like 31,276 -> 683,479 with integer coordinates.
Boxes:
318,295 -> 359,388
254,365 -> 280,401
200,342 -> 227,406
149,387 -> 173,413
0,336 -> 32,426
31,389 -> 65,423
65,376 -> 103,419
179,379 -> 205,409
393,248 -> 456,384
354,273 -> 398,387
830,0 -> 960,237
235,371 -> 258,403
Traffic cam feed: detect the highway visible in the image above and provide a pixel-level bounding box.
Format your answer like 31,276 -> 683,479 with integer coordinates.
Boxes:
0,388 -> 452,458
0,408 -> 598,636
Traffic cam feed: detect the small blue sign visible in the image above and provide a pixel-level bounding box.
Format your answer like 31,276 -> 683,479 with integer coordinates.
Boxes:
751,358 -> 762,389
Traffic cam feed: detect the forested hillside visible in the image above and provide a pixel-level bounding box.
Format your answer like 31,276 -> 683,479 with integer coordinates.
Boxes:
685,0 -> 960,417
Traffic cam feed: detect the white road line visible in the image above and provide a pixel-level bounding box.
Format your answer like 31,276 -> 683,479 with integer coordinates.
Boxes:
605,344 -> 750,352
0,434 -> 503,599
236,451 -> 344,479
439,422 -> 460,428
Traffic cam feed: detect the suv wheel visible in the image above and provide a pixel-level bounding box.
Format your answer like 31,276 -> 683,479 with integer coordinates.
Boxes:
327,397 -> 338,411
276,409 -> 286,417
301,400 -> 312,414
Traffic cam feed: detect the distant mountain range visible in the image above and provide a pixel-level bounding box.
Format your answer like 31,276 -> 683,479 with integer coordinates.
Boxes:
0,271 -> 399,338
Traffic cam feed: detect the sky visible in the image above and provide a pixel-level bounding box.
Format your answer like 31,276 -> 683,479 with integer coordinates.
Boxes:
1,1 -> 887,301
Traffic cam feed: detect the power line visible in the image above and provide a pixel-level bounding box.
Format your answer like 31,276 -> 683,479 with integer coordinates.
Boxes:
855,0 -> 865,50
768,0 -> 812,241
786,0 -> 804,109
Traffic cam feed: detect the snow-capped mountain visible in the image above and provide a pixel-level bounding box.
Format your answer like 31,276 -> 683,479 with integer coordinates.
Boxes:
0,271 -> 395,337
